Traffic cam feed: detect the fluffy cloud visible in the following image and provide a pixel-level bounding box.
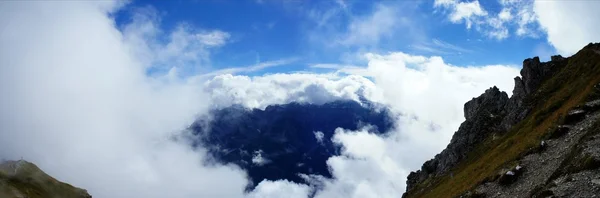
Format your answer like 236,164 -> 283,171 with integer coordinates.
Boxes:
204,73 -> 382,109
0,1 -> 248,198
247,180 -> 311,198
306,1 -> 419,50
434,0 -> 600,54
214,51 -> 520,197
534,1 -> 600,55
305,51 -> 519,196
312,128 -> 404,198
0,1 -> 522,198
339,4 -> 398,46
122,6 -> 230,75
434,0 -> 538,40
434,0 -> 487,29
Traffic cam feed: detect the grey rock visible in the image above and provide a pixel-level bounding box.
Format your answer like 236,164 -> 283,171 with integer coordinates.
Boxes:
584,99 -> 600,112
500,56 -> 567,131
406,86 -> 509,191
406,55 -> 570,193
403,45 -> 600,198
565,109 -> 587,124
549,125 -> 571,139
551,55 -> 565,62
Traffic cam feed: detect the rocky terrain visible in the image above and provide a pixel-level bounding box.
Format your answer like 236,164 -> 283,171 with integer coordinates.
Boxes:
404,43 -> 600,198
0,160 -> 91,198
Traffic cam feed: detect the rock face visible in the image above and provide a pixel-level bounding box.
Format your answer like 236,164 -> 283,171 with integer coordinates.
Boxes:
407,87 -> 509,190
501,55 -> 568,131
405,55 -> 570,193
404,43 -> 600,197
0,160 -> 92,198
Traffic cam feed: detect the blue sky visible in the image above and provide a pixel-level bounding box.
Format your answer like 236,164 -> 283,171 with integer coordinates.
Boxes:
113,0 -> 558,77
3,1 -> 600,197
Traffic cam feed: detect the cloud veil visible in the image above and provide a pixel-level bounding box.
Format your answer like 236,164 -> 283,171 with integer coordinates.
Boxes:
0,1 -> 521,198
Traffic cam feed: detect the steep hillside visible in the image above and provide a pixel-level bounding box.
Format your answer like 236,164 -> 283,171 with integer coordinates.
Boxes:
0,160 -> 91,198
404,43 -> 600,198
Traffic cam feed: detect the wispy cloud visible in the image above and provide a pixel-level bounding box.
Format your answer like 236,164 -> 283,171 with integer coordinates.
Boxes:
201,58 -> 299,77
411,39 -> 474,55
305,1 -> 423,50
338,4 -> 399,46
433,0 -> 539,40
310,63 -> 359,69
310,63 -> 369,76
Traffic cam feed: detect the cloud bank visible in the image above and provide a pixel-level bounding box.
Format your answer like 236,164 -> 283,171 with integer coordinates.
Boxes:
0,1 -> 248,198
534,1 -> 600,55
0,1 -> 521,198
433,0 -> 600,55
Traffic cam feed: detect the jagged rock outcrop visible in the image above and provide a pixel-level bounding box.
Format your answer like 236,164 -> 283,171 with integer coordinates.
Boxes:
406,87 -> 509,191
404,43 -> 600,198
405,55 -> 570,193
500,56 -> 568,131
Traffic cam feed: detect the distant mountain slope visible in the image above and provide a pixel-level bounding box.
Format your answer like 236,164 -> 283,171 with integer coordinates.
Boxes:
0,160 -> 91,198
190,100 -> 394,188
404,43 -> 600,197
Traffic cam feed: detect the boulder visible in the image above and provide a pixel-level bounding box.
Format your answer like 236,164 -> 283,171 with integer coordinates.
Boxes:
583,99 -> 600,112
564,109 -> 586,124
497,165 -> 524,185
549,125 -> 571,139
539,141 -> 547,152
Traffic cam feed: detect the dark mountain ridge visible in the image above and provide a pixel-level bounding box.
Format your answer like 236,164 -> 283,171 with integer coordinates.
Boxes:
190,100 -> 394,189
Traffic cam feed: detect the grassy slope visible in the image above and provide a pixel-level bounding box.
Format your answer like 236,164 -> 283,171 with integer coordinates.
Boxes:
0,161 -> 90,198
406,48 -> 600,198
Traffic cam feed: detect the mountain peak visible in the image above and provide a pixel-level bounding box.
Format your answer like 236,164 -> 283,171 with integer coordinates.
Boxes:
0,160 -> 92,198
404,43 -> 600,197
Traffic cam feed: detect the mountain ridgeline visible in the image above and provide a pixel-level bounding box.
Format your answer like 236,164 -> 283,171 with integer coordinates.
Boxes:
190,100 -> 394,189
0,160 -> 91,198
404,43 -> 600,197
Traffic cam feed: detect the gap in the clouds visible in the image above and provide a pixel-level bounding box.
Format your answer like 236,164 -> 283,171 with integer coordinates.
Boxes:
188,100 -> 394,190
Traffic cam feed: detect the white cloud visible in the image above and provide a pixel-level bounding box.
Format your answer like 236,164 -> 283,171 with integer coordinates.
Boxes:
340,4 -> 398,46
434,0 -> 539,40
434,0 -> 487,29
203,73 -> 382,110
252,150 -> 270,166
314,131 -> 325,144
306,2 -> 418,49
247,180 -> 311,198
196,30 -> 230,46
122,7 -> 230,75
307,128 -> 403,198
0,1 -> 524,198
0,1 -> 248,198
533,1 -> 600,55
201,58 -> 299,77
242,52 -> 519,197
498,8 -> 512,21
437,0 -> 600,54
411,39 -> 474,55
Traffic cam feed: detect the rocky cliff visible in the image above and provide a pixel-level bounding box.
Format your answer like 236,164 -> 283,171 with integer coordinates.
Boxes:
404,43 -> 600,197
0,160 -> 91,198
